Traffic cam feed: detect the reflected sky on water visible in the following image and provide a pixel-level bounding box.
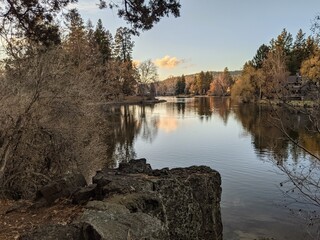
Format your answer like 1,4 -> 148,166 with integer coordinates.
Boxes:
113,96 -> 319,240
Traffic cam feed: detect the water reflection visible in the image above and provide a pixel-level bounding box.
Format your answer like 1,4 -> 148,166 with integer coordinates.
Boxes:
104,105 -> 159,164
111,97 -> 319,165
157,117 -> 178,133
109,97 -> 320,239
232,103 -> 320,163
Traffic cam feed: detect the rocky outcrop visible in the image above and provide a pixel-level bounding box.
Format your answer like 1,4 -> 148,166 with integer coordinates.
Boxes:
23,159 -> 222,240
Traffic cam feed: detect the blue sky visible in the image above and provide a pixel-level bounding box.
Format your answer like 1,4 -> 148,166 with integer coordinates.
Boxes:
73,0 -> 320,79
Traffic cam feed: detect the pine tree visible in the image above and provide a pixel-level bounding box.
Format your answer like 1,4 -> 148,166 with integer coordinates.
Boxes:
94,19 -> 113,63
252,44 -> 270,69
181,75 -> 186,94
113,27 -> 134,62
289,29 -> 307,74
175,75 -> 186,95
270,28 -> 293,55
64,9 -> 89,63
204,71 -> 212,93
197,71 -> 205,95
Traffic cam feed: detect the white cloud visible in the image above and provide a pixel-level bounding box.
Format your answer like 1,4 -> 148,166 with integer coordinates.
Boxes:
154,55 -> 183,69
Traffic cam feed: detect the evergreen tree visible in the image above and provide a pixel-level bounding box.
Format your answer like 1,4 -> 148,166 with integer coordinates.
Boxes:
0,0 -> 180,47
99,0 -> 181,33
270,28 -> 293,55
204,71 -> 213,93
223,67 -> 234,86
175,75 -> 186,95
86,19 -> 99,58
289,29 -> 307,74
113,27 -> 134,62
0,0 -> 73,47
94,19 -> 113,63
252,44 -> 270,69
86,19 -> 95,43
270,29 -> 297,75
64,9 -> 88,63
122,63 -> 138,95
198,71 -> 205,94
175,77 -> 182,95
181,75 -> 186,94
305,36 -> 318,57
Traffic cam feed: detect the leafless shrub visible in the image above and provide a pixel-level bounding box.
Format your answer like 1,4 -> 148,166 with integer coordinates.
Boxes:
0,45 -> 126,199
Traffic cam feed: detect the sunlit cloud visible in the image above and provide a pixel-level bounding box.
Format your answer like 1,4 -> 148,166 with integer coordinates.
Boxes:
154,55 -> 183,69
157,117 -> 178,133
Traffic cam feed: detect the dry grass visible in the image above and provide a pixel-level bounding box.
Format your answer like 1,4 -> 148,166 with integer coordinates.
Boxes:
0,199 -> 83,240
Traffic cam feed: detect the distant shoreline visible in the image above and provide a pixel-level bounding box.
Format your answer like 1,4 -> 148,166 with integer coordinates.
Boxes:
106,96 -> 166,106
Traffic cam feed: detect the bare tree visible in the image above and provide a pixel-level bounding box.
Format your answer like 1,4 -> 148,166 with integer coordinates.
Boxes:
262,47 -> 290,100
137,59 -> 159,99
0,41 -> 125,198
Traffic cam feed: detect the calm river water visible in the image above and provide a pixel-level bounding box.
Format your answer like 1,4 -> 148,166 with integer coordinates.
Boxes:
111,96 -> 319,240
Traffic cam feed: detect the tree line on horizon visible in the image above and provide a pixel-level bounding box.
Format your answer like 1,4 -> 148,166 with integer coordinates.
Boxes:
157,68 -> 239,96
159,27 -> 320,103
232,28 -> 320,103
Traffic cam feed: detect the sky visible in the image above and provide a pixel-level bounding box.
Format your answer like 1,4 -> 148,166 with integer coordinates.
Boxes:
72,0 -> 320,80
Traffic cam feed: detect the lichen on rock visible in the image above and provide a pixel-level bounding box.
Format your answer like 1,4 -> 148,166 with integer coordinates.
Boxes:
23,158 -> 223,240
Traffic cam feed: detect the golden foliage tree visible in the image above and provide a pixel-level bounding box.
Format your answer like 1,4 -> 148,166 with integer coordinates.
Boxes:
300,51 -> 320,84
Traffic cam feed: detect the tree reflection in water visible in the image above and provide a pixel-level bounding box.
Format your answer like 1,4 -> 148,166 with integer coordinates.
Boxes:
113,97 -> 320,237
232,102 -> 320,238
105,104 -> 159,165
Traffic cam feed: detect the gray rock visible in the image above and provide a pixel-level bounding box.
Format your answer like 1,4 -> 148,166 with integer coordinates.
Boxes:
78,201 -> 168,240
26,160 -> 222,240
72,184 -> 97,204
80,163 -> 223,240
118,158 -> 152,174
35,173 -> 87,205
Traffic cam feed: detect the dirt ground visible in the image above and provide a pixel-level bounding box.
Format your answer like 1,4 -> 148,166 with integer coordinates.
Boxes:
0,199 -> 83,240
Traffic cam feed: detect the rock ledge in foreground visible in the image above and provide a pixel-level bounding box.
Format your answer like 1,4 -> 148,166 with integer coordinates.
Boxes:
22,159 -> 222,240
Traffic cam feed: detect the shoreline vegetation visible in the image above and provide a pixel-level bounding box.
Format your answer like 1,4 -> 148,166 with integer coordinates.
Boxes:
172,94 -> 319,110
157,28 -> 320,116
92,94 -> 318,112
106,96 -> 167,105
258,99 -> 319,109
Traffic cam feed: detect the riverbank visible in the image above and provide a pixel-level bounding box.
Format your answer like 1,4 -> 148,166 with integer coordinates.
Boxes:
106,96 -> 166,105
1,159 -> 222,240
258,99 -> 319,109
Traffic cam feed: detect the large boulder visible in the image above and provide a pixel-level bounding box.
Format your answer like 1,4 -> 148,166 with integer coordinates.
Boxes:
80,159 -> 223,240
78,201 -> 168,240
23,159 -> 223,240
